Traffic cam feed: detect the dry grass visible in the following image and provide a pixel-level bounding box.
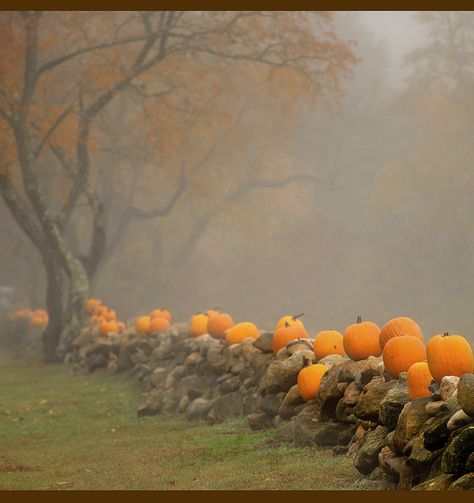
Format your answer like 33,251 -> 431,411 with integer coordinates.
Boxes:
0,357 -> 382,490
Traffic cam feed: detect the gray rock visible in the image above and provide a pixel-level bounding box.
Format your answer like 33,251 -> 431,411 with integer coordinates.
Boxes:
187,398 -> 214,420
317,353 -> 345,370
258,392 -> 286,417
247,411 -> 273,430
354,379 -> 397,422
278,384 -> 304,420
218,375 -> 241,394
354,425 -> 390,475
457,373 -> 474,417
253,332 -> 274,353
392,396 -> 432,454
439,376 -> 460,401
178,395 -> 189,413
447,409 -> 473,431
379,380 -> 410,430
208,391 -> 243,422
412,474 -> 457,491
425,400 -> 447,417
441,423 -> 474,474
137,389 -> 163,417
448,472 -> 474,490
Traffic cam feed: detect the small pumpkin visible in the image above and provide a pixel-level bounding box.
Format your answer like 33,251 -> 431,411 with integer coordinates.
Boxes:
426,332 -> 474,383
313,329 -> 345,360
383,335 -> 427,379
102,308 -> 117,321
206,308 -> 220,317
225,322 -> 259,345
379,316 -> 423,350
148,315 -> 171,333
30,315 -> 48,328
407,361 -> 433,399
275,313 -> 305,332
136,315 -> 151,334
85,298 -> 102,314
150,308 -> 172,322
297,359 -> 328,401
343,316 -> 382,361
207,312 -> 234,339
189,313 -> 209,337
272,321 -> 309,354
99,319 -> 119,336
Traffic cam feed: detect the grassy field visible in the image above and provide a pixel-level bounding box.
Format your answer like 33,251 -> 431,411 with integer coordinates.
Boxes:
0,355 -> 382,490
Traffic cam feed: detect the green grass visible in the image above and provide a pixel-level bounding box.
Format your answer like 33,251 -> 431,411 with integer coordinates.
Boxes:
0,356 -> 382,490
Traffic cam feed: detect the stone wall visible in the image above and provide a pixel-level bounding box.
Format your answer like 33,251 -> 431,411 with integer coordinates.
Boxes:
71,323 -> 474,491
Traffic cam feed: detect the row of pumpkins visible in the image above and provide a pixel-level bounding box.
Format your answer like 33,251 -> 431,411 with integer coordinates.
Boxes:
189,311 -> 474,403
7,307 -> 49,327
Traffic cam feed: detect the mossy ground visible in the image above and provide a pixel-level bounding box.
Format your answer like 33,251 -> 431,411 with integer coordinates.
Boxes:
0,355 -> 381,490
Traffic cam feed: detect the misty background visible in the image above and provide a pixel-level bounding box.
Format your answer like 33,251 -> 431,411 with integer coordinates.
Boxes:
1,11 -> 473,341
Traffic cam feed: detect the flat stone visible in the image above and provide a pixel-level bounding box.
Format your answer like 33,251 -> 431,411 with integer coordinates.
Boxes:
457,373 -> 474,417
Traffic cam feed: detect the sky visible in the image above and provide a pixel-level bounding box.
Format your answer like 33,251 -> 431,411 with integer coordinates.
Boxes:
358,11 -> 428,85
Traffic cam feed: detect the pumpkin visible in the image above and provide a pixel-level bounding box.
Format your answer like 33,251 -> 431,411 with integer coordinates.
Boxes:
297,361 -> 328,401
407,361 -> 433,399
150,308 -> 172,322
207,312 -> 234,339
383,335 -> 427,378
85,298 -> 102,314
343,316 -> 382,361
313,329 -> 345,360
148,315 -> 171,333
102,308 -> 117,321
272,321 -> 309,353
136,315 -> 151,334
206,308 -> 220,317
379,316 -> 423,350
12,308 -> 33,319
225,322 -> 259,345
99,319 -> 119,336
426,332 -> 474,383
30,315 -> 47,328
94,305 -> 110,318
189,313 -> 209,337
275,313 -> 304,331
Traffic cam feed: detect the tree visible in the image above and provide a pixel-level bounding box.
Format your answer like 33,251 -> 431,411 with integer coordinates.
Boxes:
0,11 -> 356,361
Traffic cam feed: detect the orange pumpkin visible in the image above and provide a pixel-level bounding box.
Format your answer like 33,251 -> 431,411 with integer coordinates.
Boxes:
407,361 -> 433,399
99,319 -> 119,336
275,313 -> 305,331
383,335 -> 427,379
189,313 -> 209,337
297,362 -> 328,401
426,332 -> 474,383
343,316 -> 382,361
225,322 -> 259,345
379,316 -> 423,350
148,315 -> 171,333
94,305 -> 110,318
272,321 -> 310,353
206,308 -> 220,317
12,308 -> 33,319
102,308 -> 117,321
136,315 -> 151,334
313,329 -> 345,360
150,308 -> 172,322
30,315 -> 47,328
207,312 -> 234,339
85,298 -> 102,314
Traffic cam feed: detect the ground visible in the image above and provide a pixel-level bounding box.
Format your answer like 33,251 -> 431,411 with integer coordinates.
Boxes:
0,355 -> 382,490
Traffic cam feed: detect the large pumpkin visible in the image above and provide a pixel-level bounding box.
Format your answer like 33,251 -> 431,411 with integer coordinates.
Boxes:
297,362 -> 328,401
407,361 -> 433,399
207,312 -> 234,339
272,321 -> 309,354
225,322 -> 259,345
343,316 -> 381,361
189,313 -> 209,337
275,313 -> 304,332
150,308 -> 172,322
379,316 -> 423,350
426,332 -> 474,383
383,335 -> 427,378
136,315 -> 151,334
148,315 -> 171,333
99,319 -> 119,336
313,329 -> 345,360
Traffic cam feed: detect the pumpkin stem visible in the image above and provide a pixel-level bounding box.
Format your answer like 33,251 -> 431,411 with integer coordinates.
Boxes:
285,321 -> 290,328
357,315 -> 362,323
293,313 -> 304,320
443,331 -> 450,337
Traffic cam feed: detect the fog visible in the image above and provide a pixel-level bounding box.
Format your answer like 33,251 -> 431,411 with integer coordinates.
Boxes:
1,11 -> 473,342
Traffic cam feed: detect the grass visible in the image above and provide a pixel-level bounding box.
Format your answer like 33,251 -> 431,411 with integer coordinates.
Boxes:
0,355 -> 382,490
